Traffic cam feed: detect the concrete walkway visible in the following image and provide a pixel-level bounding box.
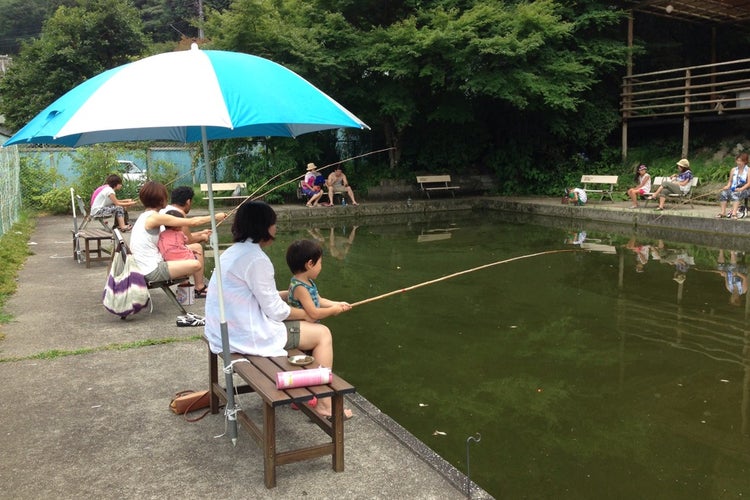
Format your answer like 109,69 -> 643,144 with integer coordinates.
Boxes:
0,213 -> 490,499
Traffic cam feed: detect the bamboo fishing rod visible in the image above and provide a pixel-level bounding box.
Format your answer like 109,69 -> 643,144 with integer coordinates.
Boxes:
251,147 -> 395,202
350,248 -> 577,308
215,167 -> 294,226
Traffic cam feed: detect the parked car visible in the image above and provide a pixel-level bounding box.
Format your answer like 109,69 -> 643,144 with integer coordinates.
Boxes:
118,160 -> 147,184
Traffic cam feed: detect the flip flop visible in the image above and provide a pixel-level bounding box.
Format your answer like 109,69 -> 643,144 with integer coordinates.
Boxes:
118,224 -> 133,232
194,285 -> 208,298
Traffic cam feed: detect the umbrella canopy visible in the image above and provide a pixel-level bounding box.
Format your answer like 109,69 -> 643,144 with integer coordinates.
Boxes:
5,44 -> 369,446
5,43 -> 368,147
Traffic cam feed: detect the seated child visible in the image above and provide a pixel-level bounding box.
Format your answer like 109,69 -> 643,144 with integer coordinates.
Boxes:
285,239 -> 351,321
157,210 -> 209,297
566,187 -> 588,206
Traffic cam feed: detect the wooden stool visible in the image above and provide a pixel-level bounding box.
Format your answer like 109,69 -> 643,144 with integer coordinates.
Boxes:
73,228 -> 113,268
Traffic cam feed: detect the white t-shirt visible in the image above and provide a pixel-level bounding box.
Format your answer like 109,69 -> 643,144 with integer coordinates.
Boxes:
91,185 -> 115,214
204,240 -> 291,356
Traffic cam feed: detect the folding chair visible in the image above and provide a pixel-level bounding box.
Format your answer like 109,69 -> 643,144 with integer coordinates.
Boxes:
70,188 -> 114,267
76,193 -> 113,232
112,228 -> 189,315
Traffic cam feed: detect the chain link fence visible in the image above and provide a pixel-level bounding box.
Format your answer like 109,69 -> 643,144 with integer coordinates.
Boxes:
0,145 -> 21,238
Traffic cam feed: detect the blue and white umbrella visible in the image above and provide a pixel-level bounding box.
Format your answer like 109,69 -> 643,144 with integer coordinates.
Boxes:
5,43 -> 368,146
5,43 -> 369,446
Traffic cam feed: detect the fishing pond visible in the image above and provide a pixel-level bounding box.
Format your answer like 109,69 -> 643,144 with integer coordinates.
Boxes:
215,208 -> 750,499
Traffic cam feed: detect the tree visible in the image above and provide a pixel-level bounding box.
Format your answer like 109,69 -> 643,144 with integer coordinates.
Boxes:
0,0 -> 148,130
205,0 -> 628,189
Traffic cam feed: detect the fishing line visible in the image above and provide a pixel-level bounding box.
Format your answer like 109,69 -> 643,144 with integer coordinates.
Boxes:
215,147 -> 395,225
251,147 -> 395,202
350,249 -> 577,307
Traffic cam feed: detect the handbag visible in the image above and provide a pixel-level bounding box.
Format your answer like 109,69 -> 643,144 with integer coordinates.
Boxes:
170,390 -> 211,422
102,251 -> 151,318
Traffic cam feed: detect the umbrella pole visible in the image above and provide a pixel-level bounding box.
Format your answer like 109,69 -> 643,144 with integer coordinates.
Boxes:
202,128 -> 239,446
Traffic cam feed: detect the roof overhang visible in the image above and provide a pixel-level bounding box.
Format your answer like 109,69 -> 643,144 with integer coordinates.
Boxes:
622,0 -> 750,25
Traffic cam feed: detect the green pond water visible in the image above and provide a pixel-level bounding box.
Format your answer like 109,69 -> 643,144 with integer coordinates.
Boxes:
215,209 -> 750,499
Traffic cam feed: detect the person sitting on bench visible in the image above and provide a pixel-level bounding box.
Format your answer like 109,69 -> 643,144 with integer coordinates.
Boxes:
204,201 -> 354,420
130,181 -> 225,289
91,174 -> 138,231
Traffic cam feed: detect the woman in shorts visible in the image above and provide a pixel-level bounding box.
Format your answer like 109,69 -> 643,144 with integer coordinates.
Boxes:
203,201 -> 353,420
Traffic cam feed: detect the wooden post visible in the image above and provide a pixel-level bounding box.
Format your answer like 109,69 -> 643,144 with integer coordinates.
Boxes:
682,68 -> 691,158
622,11 -> 634,164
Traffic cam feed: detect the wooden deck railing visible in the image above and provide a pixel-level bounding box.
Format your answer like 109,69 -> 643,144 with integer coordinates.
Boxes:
622,58 -> 750,119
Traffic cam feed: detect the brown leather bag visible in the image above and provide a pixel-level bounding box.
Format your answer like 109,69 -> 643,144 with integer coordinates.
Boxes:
170,390 -> 210,422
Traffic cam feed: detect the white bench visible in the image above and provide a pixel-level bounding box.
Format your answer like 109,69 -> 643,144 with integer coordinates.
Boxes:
199,182 -> 247,200
581,175 -> 618,202
643,176 -> 699,208
416,175 -> 459,198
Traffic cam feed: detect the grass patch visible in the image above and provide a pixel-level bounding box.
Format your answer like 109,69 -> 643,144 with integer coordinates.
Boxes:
0,213 -> 36,339
0,335 -> 202,363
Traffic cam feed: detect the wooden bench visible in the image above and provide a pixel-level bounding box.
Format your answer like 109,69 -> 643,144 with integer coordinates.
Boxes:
207,343 -> 356,488
643,176 -> 700,208
73,228 -> 114,268
416,175 -> 459,198
112,229 -> 189,315
70,188 -> 114,267
199,182 -> 247,200
580,175 -> 618,202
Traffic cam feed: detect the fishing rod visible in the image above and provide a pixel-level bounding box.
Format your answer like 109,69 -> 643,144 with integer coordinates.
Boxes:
215,167 -> 294,226
251,147 -> 395,202
350,249 -> 576,308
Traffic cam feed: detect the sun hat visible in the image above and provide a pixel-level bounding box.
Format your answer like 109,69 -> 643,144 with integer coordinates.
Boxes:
306,162 -> 317,171
676,158 -> 690,168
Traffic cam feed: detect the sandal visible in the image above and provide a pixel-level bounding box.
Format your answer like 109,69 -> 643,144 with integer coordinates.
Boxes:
717,213 -> 726,218
194,285 -> 208,299
118,224 -> 133,232
176,313 -> 205,327
727,211 -> 734,219
655,207 -> 664,211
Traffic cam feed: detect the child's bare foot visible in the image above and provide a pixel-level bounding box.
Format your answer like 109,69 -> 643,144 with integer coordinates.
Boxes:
313,407 -> 354,421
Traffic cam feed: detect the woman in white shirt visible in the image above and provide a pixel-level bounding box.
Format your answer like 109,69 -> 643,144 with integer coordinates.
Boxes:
204,201 -> 353,420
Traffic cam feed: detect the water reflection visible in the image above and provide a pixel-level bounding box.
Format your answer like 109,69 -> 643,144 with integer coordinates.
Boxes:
214,211 -> 750,499
306,225 -> 358,260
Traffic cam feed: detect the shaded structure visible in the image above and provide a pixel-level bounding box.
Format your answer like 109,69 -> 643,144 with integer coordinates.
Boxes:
620,1 -> 750,161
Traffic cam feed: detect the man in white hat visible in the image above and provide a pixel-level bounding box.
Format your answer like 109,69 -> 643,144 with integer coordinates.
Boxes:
301,163 -> 326,206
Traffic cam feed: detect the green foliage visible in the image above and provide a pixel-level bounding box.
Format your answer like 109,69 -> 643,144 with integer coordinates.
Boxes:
19,155 -> 66,209
71,147 -> 124,198
38,187 -> 72,214
0,0 -> 148,129
0,213 -> 34,329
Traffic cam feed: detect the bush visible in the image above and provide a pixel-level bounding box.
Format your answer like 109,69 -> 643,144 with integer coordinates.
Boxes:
38,187 -> 72,214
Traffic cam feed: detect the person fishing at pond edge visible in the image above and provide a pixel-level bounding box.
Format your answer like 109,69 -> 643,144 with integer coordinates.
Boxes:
717,153 -> 750,219
326,166 -> 359,206
647,158 -> 693,211
302,163 -> 327,207
565,187 -> 587,206
286,239 -> 352,321
203,201 -> 353,420
627,164 -> 651,209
